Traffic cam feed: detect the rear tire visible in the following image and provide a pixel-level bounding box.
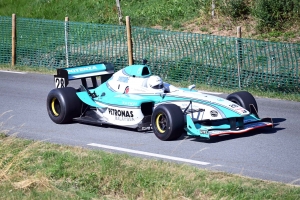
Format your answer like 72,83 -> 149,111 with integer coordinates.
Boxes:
151,104 -> 184,141
46,87 -> 82,124
226,91 -> 258,112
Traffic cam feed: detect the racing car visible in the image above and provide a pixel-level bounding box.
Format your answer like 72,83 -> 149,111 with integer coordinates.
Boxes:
46,62 -> 273,141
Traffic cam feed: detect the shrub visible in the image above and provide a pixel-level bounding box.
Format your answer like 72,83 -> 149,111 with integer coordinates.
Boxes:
219,0 -> 250,19
252,0 -> 299,31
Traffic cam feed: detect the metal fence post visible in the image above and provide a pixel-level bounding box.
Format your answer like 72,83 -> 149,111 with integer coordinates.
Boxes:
64,17 -> 69,68
12,14 -> 16,67
236,26 -> 242,89
126,16 -> 133,65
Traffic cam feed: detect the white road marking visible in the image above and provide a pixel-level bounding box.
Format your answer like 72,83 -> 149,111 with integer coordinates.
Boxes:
290,178 -> 300,185
0,70 -> 27,74
88,143 -> 210,166
211,164 -> 223,168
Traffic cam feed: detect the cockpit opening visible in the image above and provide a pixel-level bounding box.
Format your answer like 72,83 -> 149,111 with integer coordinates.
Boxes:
142,67 -> 150,76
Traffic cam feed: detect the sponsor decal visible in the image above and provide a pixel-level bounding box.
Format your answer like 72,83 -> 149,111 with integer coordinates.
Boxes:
229,104 -> 239,108
117,76 -> 129,83
121,101 -> 137,106
108,108 -> 134,117
217,98 -> 224,101
200,129 -> 208,134
67,66 -> 97,73
114,116 -> 134,121
108,108 -> 135,121
124,86 -> 129,94
229,104 -> 248,113
234,107 -> 248,113
210,110 -> 218,117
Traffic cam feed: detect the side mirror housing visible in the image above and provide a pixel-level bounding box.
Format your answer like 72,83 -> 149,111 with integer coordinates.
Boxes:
188,84 -> 195,91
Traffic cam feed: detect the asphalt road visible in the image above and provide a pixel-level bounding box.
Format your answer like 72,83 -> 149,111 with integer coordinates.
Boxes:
1,70 -> 300,185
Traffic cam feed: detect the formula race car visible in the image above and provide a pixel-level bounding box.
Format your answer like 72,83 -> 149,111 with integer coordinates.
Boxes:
47,62 -> 273,141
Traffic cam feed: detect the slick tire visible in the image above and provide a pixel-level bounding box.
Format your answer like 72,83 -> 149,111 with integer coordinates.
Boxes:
47,87 -> 81,124
226,91 -> 258,112
151,104 -> 184,141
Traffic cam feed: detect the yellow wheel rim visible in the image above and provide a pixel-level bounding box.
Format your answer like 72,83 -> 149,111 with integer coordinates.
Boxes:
51,98 -> 59,116
156,113 -> 166,133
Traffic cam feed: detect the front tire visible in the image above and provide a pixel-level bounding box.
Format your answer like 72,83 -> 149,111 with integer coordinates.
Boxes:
226,91 -> 258,112
151,104 -> 184,141
46,87 -> 81,124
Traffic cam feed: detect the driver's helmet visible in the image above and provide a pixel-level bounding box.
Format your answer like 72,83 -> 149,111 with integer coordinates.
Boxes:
147,75 -> 164,90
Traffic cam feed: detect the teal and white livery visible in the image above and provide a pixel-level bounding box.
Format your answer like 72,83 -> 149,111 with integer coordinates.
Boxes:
47,62 -> 273,141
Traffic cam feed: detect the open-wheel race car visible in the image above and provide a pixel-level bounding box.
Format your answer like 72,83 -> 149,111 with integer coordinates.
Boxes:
47,62 -> 273,141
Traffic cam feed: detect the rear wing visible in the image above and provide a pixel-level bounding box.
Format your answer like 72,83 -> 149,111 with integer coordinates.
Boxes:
54,63 -> 114,88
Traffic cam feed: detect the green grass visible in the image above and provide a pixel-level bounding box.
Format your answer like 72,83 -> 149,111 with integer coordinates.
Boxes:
0,133 -> 299,199
0,0 -> 204,27
1,0 -> 299,42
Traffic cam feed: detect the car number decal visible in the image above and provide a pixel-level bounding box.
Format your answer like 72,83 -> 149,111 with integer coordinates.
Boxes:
55,77 -> 65,88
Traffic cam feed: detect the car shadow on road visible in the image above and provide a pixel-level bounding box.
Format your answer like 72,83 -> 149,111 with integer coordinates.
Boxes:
75,118 -> 286,143
182,118 -> 286,143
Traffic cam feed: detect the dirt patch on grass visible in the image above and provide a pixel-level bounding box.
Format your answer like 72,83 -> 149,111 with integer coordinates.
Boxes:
153,16 -> 300,43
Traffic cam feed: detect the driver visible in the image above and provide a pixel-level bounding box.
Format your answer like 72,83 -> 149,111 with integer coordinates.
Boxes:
147,75 -> 164,90
143,75 -> 172,93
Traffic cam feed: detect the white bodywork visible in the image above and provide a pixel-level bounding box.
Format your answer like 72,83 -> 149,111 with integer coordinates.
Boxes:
107,69 -> 178,94
94,68 -> 250,127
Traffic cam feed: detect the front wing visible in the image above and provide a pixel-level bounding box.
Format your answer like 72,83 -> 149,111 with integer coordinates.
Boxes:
185,114 -> 273,139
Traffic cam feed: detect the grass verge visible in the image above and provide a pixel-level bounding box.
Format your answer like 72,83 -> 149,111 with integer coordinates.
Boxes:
0,64 -> 56,75
0,133 -> 299,200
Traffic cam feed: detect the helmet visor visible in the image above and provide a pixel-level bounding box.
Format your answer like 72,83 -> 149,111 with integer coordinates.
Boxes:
152,83 -> 164,89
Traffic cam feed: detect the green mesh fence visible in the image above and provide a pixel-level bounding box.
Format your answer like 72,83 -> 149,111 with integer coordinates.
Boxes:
66,21 -> 127,69
131,27 -> 300,92
16,18 -> 65,67
14,18 -> 127,69
0,16 -> 299,93
0,17 -> 11,64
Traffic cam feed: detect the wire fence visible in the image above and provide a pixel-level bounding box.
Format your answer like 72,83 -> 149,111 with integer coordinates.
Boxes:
0,16 -> 299,93
0,16 -> 11,64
